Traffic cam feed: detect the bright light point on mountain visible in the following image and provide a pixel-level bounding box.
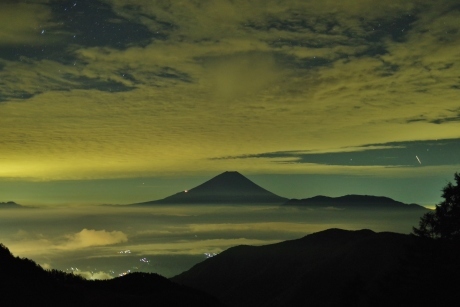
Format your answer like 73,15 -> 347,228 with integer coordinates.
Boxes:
184,190 -> 188,193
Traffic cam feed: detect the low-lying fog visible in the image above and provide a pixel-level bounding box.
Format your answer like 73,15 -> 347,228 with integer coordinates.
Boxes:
0,205 -> 423,279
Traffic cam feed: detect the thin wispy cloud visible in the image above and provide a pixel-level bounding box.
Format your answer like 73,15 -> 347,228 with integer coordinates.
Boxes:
213,138 -> 460,169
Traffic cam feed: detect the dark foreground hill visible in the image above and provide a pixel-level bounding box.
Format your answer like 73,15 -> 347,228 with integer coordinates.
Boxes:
135,171 -> 288,205
284,195 -> 427,211
173,229 -> 460,307
0,243 -> 224,307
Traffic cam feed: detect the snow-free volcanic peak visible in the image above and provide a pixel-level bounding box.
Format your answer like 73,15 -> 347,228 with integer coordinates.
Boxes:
136,171 -> 288,205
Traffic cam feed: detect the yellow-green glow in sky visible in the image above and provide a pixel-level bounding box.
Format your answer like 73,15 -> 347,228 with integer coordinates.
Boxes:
1,0 -> 459,204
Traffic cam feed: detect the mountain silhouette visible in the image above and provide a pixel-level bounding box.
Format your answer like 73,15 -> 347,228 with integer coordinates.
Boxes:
2,230 -> 458,307
284,194 -> 427,211
173,228 -> 459,307
0,243 -> 224,306
172,229 -> 408,306
135,171 -> 288,205
0,201 -> 23,209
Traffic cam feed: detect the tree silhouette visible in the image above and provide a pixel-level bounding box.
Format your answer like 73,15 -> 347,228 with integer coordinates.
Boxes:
413,172 -> 460,240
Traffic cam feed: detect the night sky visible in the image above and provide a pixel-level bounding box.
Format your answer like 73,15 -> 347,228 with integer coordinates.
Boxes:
1,0 -> 460,206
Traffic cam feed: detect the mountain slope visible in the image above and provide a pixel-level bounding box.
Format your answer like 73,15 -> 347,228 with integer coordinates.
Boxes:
284,194 -> 427,211
0,243 -> 224,307
172,229 -> 413,307
136,171 -> 288,205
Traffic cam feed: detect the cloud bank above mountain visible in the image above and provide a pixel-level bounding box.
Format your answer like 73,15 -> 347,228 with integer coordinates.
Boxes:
0,0 -> 459,182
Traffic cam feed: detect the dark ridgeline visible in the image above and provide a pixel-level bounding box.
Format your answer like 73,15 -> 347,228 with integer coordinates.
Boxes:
172,229 -> 407,307
284,195 -> 427,211
2,229 -> 459,307
0,243 -> 225,307
132,171 -> 427,210
172,228 -> 460,307
0,201 -> 23,209
135,171 -> 288,205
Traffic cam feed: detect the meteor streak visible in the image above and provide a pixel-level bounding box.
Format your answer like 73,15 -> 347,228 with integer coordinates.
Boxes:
416,155 -> 421,164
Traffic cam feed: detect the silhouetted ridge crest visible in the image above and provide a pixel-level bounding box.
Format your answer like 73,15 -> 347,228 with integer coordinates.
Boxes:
138,171 -> 288,205
0,243 -> 13,259
284,194 -> 426,211
0,201 -> 22,209
172,229 -> 412,307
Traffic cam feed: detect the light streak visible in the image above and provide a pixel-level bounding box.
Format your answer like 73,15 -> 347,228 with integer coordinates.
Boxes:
416,155 -> 421,164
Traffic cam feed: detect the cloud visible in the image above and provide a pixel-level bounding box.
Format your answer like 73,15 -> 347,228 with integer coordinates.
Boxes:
214,138 -> 460,168
74,270 -> 114,280
202,51 -> 282,101
0,2 -> 54,46
1,0 -> 460,181
42,266 -> 114,281
136,222 -> 319,238
3,228 -> 128,256
126,238 -> 281,256
61,229 -> 128,250
185,222 -> 330,235
0,203 -> 425,279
